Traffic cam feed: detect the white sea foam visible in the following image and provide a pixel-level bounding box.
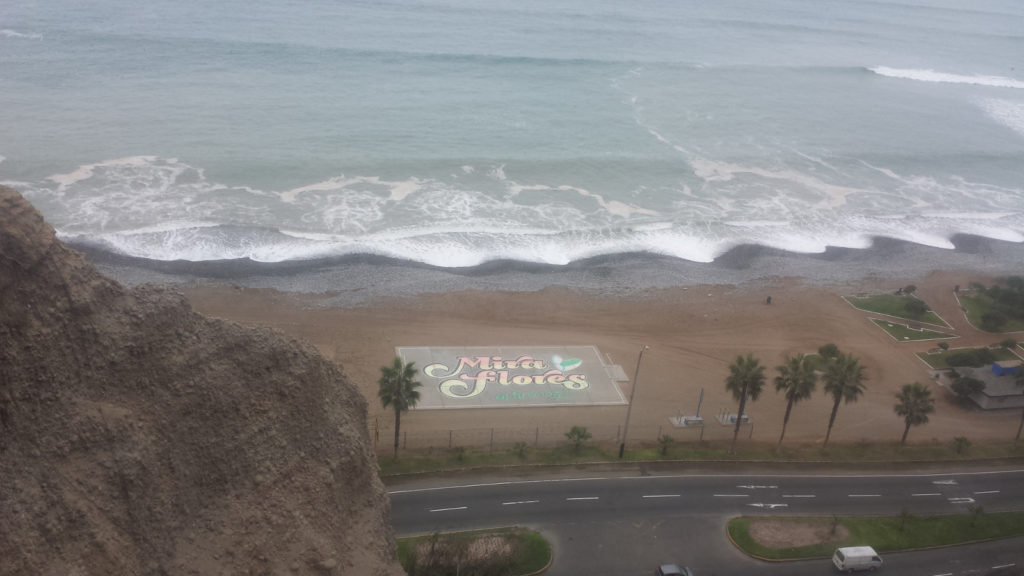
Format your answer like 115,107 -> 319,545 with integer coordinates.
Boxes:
869,67 -> 1024,89
12,152 -> 1023,267
1,29 -> 42,40
47,156 -> 159,188
978,98 -> 1024,137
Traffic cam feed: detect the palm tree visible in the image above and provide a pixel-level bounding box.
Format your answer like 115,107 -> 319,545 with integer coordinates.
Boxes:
378,356 -> 422,459
774,353 -> 817,446
725,353 -> 766,453
893,382 -> 935,445
822,352 -> 867,448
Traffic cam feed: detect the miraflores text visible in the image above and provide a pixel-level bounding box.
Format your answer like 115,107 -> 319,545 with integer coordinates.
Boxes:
424,355 -> 589,399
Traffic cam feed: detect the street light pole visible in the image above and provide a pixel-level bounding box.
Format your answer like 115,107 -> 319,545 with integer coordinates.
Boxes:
619,345 -> 649,459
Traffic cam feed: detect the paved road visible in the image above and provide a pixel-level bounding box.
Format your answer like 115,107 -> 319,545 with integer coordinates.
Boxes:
388,468 -> 1024,576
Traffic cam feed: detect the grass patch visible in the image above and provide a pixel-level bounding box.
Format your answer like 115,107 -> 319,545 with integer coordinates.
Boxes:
729,511 -> 1024,560
961,293 -> 1024,333
379,444 -> 616,475
379,439 -> 1024,477
870,318 -> 956,342
915,346 -> 1021,370
845,294 -> 948,326
397,527 -> 550,576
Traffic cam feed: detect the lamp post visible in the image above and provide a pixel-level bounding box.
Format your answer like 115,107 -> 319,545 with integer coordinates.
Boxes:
619,344 -> 649,459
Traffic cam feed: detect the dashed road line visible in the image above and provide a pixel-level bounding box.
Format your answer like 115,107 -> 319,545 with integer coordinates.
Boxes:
993,564 -> 1016,570
642,494 -> 680,498
975,490 -> 1000,495
714,494 -> 749,497
848,494 -> 881,497
932,572 -> 952,576
502,500 -> 539,506
566,497 -> 599,501
912,493 -> 941,496
429,506 -> 467,513
782,494 -> 815,498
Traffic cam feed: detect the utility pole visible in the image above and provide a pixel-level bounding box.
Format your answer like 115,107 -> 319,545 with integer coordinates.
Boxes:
619,345 -> 649,459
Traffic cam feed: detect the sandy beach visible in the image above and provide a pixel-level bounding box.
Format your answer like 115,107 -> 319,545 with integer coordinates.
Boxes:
171,266 -> 1023,453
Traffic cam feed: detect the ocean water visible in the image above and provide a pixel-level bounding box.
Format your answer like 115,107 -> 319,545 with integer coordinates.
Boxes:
2,0 -> 1024,269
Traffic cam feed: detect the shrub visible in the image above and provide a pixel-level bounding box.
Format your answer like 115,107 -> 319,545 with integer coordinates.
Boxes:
657,434 -> 674,456
1001,338 -> 1018,349
904,299 -> 928,318
565,426 -> 592,451
950,377 -> 985,404
953,436 -> 971,455
903,284 -> 917,295
938,342 -> 949,351
512,441 -> 528,459
818,343 -> 840,360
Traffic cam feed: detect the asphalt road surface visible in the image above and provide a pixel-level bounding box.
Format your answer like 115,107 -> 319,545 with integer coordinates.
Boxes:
388,467 -> 1024,576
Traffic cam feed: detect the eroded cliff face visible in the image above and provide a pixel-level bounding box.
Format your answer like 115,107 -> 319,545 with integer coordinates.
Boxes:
0,185 -> 404,576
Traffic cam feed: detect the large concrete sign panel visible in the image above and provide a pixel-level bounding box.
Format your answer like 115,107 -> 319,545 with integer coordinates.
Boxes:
397,346 -> 628,409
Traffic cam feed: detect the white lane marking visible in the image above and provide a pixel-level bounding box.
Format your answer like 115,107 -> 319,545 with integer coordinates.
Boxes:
974,490 -> 1000,494
642,494 -> 680,498
502,500 -> 539,506
933,573 -> 952,576
748,503 -> 788,509
429,506 -> 467,512
992,564 -> 1016,570
948,497 -> 975,504
737,485 -> 777,489
387,470 -> 1024,495
912,493 -> 941,496
714,494 -> 749,497
566,497 -> 599,501
849,494 -> 881,497
933,479 -> 958,485
782,494 -> 815,498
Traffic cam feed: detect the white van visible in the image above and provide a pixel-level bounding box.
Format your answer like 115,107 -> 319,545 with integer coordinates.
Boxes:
832,546 -> 882,572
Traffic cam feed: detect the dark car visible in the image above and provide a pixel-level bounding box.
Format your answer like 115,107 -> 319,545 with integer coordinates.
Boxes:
656,564 -> 693,576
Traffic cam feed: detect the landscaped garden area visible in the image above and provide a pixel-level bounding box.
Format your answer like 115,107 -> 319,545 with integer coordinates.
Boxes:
844,290 -> 948,327
397,527 -> 551,576
960,278 -> 1024,333
870,318 -> 956,342
728,511 -> 1024,560
915,345 -> 1022,370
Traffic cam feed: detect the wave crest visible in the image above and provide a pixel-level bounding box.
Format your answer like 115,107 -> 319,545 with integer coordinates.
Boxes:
1,29 -> 43,40
869,66 -> 1024,89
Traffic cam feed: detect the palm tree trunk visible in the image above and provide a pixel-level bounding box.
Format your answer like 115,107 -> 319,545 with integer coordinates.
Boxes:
779,399 -> 794,446
393,405 -> 401,459
730,386 -> 748,454
823,394 -> 841,448
901,421 -> 911,446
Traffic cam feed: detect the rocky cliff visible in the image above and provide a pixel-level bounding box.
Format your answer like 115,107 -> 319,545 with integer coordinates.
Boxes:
0,185 -> 404,576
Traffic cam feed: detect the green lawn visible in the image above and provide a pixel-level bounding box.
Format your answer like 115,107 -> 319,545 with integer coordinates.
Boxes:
960,293 -> 1024,333
915,346 -> 1022,370
870,318 -> 956,342
397,527 -> 550,575
379,438 -> 1024,477
844,294 -> 948,326
729,511 -> 1024,560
